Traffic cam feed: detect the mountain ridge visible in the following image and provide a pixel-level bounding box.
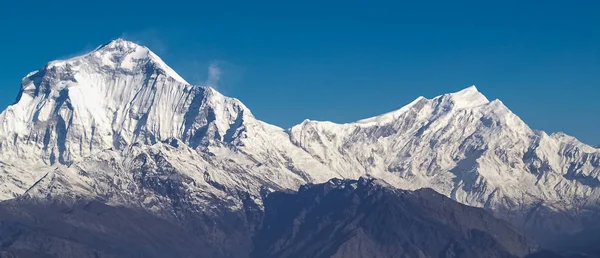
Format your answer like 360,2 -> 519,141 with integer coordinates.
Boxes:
0,39 -> 599,250
254,177 -> 540,258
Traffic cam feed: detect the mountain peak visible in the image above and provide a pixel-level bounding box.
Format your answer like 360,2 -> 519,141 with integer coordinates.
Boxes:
98,38 -> 140,50
353,85 -> 489,126
444,85 -> 490,109
46,38 -> 188,85
458,85 -> 479,93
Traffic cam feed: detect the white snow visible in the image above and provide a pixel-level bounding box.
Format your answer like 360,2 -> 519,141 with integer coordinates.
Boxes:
447,85 -> 490,109
0,39 -> 598,227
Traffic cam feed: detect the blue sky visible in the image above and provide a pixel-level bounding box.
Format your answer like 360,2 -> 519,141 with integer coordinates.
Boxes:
1,0 -> 599,144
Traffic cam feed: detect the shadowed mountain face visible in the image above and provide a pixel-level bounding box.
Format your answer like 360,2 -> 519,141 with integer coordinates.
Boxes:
0,179 -> 550,258
253,178 -> 539,258
0,198 -> 262,258
550,224 -> 600,258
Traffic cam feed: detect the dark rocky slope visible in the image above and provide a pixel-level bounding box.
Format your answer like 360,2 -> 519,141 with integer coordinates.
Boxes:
252,178 -> 539,258
0,198 -> 260,258
0,178 -> 553,258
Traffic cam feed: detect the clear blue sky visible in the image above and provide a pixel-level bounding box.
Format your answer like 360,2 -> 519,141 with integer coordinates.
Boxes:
1,0 -> 599,144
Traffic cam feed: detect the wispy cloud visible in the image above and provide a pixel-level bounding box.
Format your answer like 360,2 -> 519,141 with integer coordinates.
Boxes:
116,30 -> 243,93
201,61 -> 245,94
205,62 -> 222,89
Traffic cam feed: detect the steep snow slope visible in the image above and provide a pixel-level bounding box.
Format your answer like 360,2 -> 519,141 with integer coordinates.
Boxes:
291,87 -> 600,207
0,39 -> 599,242
289,86 -> 600,237
0,39 -> 337,205
0,38 -> 238,164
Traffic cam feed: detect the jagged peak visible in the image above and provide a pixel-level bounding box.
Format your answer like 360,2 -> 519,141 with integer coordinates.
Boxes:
455,85 -> 479,93
96,38 -> 141,51
354,86 -> 489,126
439,85 -> 490,109
294,85 -> 499,130
44,38 -> 188,85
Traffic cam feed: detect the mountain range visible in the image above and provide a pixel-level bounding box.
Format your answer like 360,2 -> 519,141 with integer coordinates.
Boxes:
0,39 -> 598,257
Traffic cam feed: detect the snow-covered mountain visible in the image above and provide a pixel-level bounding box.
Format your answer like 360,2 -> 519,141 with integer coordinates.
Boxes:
289,86 -> 600,213
0,39 -> 339,212
0,39 -> 599,242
